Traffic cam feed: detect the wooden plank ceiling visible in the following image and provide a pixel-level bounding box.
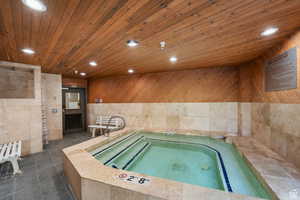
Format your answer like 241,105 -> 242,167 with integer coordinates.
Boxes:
0,0 -> 300,79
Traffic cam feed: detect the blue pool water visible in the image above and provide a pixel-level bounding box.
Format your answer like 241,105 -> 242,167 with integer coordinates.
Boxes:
90,132 -> 272,199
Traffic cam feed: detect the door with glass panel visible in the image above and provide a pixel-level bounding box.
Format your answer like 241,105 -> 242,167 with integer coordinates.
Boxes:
62,88 -> 86,134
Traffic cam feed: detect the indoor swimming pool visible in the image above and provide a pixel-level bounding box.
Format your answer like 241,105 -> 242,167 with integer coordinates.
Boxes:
90,132 -> 272,199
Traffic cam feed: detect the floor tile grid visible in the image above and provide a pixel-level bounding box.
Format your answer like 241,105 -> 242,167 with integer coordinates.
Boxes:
0,132 -> 90,200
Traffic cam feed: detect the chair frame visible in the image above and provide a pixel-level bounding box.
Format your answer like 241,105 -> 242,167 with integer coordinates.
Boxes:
0,141 -> 22,175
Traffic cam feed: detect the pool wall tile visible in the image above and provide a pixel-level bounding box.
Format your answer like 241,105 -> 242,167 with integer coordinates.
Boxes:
87,103 -> 239,135
82,178 -> 111,200
88,102 -> 300,170
209,117 -> 227,132
166,103 -> 184,116
166,116 -> 180,129
41,73 -> 63,141
183,103 -> 210,117
248,103 -> 300,170
0,64 -> 43,155
227,119 -> 238,134
180,116 -> 210,131
238,103 -> 252,136
111,186 -> 148,200
231,136 -> 300,200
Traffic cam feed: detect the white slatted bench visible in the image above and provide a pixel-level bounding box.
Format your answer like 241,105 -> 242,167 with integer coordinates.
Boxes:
0,141 -> 22,174
88,116 -> 125,137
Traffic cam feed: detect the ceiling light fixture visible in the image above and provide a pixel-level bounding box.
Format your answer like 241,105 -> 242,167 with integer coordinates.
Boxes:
261,27 -> 278,36
21,48 -> 35,55
22,0 -> 47,12
127,40 -> 139,47
74,70 -> 78,74
89,61 -> 97,66
80,72 -> 86,76
128,69 -> 135,74
160,41 -> 166,50
170,56 -> 177,63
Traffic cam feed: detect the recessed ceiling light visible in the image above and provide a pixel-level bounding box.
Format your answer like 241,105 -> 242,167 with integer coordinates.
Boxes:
128,69 -> 135,74
22,0 -> 47,12
21,48 -> 35,55
74,70 -> 78,74
160,41 -> 166,50
127,40 -> 139,47
261,27 -> 278,36
80,72 -> 86,76
89,61 -> 97,66
170,56 -> 177,63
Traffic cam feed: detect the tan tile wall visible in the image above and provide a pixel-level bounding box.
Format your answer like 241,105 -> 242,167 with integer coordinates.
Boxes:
88,102 -> 300,171
63,155 -> 81,200
251,103 -> 300,169
42,73 -> 63,141
87,103 -> 238,135
81,178 -> 167,200
0,65 -> 43,155
238,31 -> 300,170
238,103 -> 252,136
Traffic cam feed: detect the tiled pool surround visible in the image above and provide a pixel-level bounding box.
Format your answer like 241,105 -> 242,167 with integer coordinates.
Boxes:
91,134 -> 234,193
63,129 -> 300,200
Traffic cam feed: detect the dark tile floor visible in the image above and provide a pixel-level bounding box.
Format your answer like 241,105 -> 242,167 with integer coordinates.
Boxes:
0,132 -> 91,200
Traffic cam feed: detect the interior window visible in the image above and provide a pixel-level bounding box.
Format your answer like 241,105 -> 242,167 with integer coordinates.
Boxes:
65,92 -> 81,109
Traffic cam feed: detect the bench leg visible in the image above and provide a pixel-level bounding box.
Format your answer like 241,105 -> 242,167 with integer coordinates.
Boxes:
10,158 -> 22,175
104,129 -> 109,137
92,128 -> 96,138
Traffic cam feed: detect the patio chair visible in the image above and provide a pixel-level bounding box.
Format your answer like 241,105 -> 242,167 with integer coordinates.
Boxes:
0,141 -> 22,175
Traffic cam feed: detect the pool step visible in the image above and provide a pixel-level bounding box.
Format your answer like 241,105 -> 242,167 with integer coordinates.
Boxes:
93,134 -> 141,162
103,136 -> 145,165
122,142 -> 151,170
92,133 -> 136,156
106,141 -> 151,169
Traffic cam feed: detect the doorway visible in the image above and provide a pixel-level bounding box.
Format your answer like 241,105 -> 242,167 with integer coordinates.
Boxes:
62,87 -> 86,134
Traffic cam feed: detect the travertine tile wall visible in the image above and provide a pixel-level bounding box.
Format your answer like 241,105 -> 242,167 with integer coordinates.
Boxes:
0,65 -> 43,155
41,73 -> 63,141
251,103 -> 300,169
238,103 -> 252,136
238,31 -> 300,169
87,103 -> 238,135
